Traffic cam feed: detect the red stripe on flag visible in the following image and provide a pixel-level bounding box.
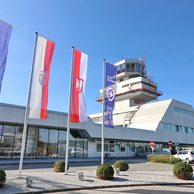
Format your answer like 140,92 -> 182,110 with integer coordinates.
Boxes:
40,40 -> 55,119
71,49 -> 81,122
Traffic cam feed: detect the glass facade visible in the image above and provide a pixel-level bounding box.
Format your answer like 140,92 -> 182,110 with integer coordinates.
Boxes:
0,124 -> 88,159
96,140 -> 175,154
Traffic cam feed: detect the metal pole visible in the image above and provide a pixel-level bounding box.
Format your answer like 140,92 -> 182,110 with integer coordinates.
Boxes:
101,59 -> 105,164
65,46 -> 74,175
19,32 -> 38,177
170,147 -> 172,164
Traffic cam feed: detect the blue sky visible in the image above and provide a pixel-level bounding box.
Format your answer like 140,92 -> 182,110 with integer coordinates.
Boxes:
1,0 -> 194,115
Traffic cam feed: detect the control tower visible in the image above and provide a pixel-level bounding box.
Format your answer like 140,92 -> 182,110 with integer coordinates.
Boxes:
90,57 -> 163,126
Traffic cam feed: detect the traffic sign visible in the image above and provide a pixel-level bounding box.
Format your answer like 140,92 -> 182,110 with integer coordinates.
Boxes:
168,140 -> 173,147
150,141 -> 155,147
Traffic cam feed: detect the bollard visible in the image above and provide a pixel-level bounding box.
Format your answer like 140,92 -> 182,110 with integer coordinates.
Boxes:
77,172 -> 84,181
25,176 -> 33,187
115,168 -> 120,175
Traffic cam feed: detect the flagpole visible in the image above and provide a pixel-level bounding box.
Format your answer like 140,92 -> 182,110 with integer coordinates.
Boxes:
65,46 -> 75,175
18,32 -> 38,178
101,59 -> 105,164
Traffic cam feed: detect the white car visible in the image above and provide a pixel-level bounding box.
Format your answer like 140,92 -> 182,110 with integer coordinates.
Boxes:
173,150 -> 194,164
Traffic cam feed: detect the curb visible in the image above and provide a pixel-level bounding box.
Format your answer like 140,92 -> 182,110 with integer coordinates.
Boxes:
0,159 -> 102,165
14,182 -> 194,194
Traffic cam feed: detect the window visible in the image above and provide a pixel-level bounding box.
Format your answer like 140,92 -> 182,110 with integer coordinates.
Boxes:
58,131 -> 67,157
179,126 -> 182,132
139,143 -> 144,152
0,136 -> 14,153
175,125 -> 179,132
188,128 -> 193,134
96,140 -> 109,152
26,127 -> 38,153
48,129 -> 58,157
83,139 -> 88,157
161,123 -> 165,130
174,107 -> 192,116
139,65 -> 143,73
97,140 -> 101,152
3,125 -> 15,136
172,125 -> 176,132
135,143 -> 139,152
37,128 -> 49,154
115,142 -> 120,152
120,142 -> 126,152
125,143 -> 130,152
104,140 -> 108,152
116,66 -> 121,74
136,64 -> 140,72
126,63 -> 130,72
131,63 -> 135,72
185,127 -> 188,133
144,143 -> 149,152
109,141 -> 114,152
14,126 -> 23,153
130,142 -> 135,152
121,64 -> 126,72
75,138 -> 84,158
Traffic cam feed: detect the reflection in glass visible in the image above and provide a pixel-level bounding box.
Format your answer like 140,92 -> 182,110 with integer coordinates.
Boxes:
75,138 -> 83,158
120,142 -> 126,152
58,131 -> 66,157
116,66 -> 121,74
3,125 -> 15,136
37,128 -> 49,154
109,141 -> 114,152
83,139 -> 88,157
26,127 -> 38,154
14,126 -> 23,153
0,136 -> 14,153
48,129 -> 58,157
121,64 -> 126,72
69,139 -> 75,157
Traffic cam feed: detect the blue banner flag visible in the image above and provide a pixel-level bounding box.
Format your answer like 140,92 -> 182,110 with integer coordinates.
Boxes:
104,61 -> 117,128
0,20 -> 12,93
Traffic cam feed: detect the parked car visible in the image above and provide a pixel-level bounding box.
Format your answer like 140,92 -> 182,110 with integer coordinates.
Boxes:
70,148 -> 87,155
173,150 -> 194,164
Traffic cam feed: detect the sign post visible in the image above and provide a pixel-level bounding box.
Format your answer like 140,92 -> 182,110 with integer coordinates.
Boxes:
150,141 -> 155,155
168,140 -> 172,164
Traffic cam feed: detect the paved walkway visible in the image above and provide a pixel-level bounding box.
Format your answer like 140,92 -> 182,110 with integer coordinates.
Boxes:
1,169 -> 194,194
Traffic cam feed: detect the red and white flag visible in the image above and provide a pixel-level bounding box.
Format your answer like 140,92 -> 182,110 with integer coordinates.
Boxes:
29,35 -> 55,119
71,49 -> 88,123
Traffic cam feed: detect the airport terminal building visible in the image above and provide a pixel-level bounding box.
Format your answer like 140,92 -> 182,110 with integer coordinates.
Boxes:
0,58 -> 194,159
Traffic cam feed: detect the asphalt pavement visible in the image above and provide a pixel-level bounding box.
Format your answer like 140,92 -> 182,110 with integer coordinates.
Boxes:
45,185 -> 194,194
